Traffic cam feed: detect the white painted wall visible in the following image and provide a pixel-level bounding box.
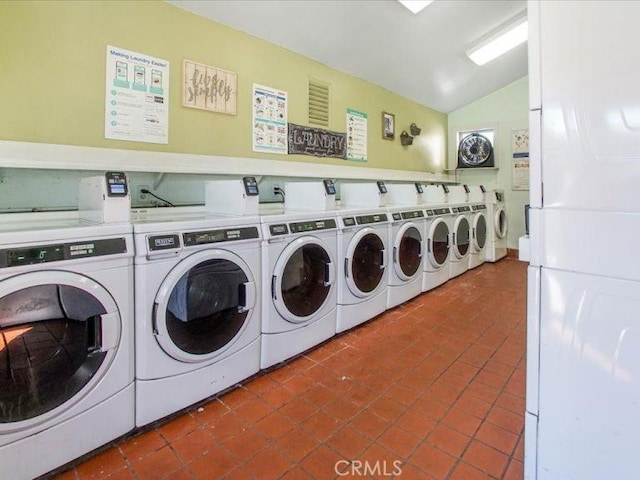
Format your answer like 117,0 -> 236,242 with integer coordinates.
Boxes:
447,76 -> 529,249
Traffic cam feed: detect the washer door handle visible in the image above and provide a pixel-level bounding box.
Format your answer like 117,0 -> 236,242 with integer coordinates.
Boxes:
238,281 -> 255,313
324,262 -> 335,287
100,311 -> 120,351
344,257 -> 350,278
271,275 -> 278,300
380,249 -> 386,269
428,238 -> 432,253
393,246 -> 397,264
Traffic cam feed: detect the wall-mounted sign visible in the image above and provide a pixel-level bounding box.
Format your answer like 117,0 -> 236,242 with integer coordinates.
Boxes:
512,129 -> 530,191
346,109 -> 367,162
253,84 -> 287,154
288,123 -> 347,158
105,45 -> 169,144
183,60 -> 236,115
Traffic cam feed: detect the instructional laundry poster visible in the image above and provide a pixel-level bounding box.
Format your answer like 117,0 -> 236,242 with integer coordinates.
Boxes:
252,83 -> 287,154
346,108 -> 368,162
105,45 -> 169,144
512,129 -> 530,191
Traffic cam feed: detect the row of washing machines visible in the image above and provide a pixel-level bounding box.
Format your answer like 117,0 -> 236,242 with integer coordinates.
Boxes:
0,175 -> 507,479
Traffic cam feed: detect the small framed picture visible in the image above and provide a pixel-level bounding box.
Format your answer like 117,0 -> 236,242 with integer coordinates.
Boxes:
382,112 -> 395,140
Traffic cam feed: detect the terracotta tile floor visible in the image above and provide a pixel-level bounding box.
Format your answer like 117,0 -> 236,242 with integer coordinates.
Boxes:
53,257 -> 526,480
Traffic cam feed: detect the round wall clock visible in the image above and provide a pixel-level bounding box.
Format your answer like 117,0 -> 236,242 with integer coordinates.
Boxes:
457,133 -> 495,168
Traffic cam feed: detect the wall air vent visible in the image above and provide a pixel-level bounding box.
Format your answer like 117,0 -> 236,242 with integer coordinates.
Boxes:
308,80 -> 330,127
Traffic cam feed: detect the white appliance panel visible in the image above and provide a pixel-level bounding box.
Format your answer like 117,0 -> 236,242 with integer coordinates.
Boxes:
540,208 -> 640,282
539,1 -> 640,212
538,267 -> 640,480
526,266 -> 540,415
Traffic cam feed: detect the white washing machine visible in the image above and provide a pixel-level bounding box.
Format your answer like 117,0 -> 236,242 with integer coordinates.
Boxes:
468,185 -> 489,270
422,185 -> 453,292
485,190 -> 508,262
133,209 -> 262,427
447,185 -> 473,279
385,183 -> 425,309
0,212 -> 134,479
335,205 -> 389,333
260,208 -> 338,368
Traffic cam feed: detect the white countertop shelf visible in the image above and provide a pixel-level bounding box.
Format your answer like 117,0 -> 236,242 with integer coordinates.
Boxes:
0,141 -> 456,184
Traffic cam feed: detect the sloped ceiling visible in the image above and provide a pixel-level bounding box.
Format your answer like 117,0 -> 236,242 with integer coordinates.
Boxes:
168,0 -> 528,113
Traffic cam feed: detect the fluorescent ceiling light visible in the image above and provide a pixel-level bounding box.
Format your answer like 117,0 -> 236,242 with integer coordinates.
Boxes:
398,0 -> 434,15
466,17 -> 528,66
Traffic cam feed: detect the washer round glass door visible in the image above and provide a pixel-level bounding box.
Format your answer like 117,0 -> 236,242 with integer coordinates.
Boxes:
393,223 -> 423,281
345,228 -> 385,298
0,271 -> 120,431
452,216 -> 470,259
154,250 -> 256,363
272,237 -> 335,323
472,213 -> 487,252
495,208 -> 508,239
428,218 -> 450,269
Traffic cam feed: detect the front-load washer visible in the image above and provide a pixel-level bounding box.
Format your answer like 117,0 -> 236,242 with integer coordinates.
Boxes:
386,206 -> 425,309
0,212 -> 134,479
468,185 -> 489,270
260,208 -> 338,368
385,184 -> 426,309
485,190 -> 508,262
422,185 -> 454,292
335,206 -> 389,333
447,185 -> 473,279
132,209 -> 261,427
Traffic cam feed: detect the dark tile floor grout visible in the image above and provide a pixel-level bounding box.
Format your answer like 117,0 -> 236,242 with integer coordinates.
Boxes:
53,257 -> 526,480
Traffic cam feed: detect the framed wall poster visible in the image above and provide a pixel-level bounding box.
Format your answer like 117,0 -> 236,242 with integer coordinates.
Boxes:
183,60 -> 237,115
512,129 -> 530,191
382,112 -> 395,140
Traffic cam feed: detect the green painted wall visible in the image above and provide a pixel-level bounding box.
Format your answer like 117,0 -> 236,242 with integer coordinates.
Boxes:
448,76 -> 529,249
0,0 -> 447,172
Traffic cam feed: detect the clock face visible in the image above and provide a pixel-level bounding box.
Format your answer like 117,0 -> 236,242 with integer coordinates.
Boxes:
458,133 -> 493,167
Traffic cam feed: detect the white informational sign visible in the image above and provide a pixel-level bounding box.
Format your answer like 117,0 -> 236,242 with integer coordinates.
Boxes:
346,109 -> 367,162
252,83 -> 287,154
512,129 -> 530,191
105,45 -> 169,144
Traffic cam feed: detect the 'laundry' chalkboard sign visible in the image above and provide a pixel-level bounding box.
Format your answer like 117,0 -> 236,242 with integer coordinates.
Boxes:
288,123 -> 347,158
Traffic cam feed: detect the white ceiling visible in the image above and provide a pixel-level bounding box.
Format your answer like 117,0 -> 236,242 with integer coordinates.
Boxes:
168,0 -> 528,113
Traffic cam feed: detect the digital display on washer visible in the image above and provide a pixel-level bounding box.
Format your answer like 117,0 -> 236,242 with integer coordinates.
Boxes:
105,171 -> 128,197
425,210 -> 434,216
183,227 -> 259,246
356,214 -> 388,225
400,210 -> 424,219
433,208 -> 451,215
269,224 -> 289,236
458,206 -> 471,212
342,217 -> 356,227
0,238 -> 127,267
392,213 -> 401,220
377,181 -> 388,194
148,234 -> 180,251
289,219 -> 337,233
243,176 -> 259,196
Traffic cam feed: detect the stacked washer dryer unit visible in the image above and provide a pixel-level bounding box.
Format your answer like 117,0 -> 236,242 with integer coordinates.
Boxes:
447,185 -> 473,279
133,178 -> 262,426
335,182 -> 389,333
422,184 -> 454,292
0,173 -> 134,479
485,189 -> 508,262
385,183 -> 426,309
260,181 -> 338,368
467,185 -> 489,269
